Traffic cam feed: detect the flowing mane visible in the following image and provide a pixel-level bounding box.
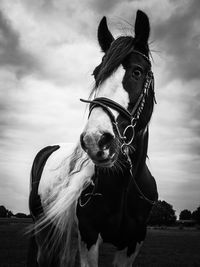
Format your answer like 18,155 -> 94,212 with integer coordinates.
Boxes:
33,144 -> 94,265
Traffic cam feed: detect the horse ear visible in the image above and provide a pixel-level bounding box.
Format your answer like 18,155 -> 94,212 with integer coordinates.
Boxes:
134,10 -> 150,45
98,16 -> 114,53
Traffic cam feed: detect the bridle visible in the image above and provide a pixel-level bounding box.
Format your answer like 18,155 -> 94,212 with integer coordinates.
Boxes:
79,50 -> 156,206
81,50 -> 155,153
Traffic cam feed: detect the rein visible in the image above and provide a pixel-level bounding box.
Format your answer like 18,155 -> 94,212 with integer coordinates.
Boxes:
125,142 -> 156,205
79,50 -> 156,206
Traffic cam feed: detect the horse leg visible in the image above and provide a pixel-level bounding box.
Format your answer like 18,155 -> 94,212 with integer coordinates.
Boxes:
79,234 -> 102,267
34,230 -> 51,267
33,224 -> 60,267
113,242 -> 143,267
27,231 -> 39,267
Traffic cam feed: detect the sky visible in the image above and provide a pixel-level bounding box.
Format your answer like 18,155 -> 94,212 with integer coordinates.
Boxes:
0,0 -> 199,217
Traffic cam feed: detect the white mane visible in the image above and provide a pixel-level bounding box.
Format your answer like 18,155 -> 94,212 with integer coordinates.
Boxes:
35,143 -> 94,265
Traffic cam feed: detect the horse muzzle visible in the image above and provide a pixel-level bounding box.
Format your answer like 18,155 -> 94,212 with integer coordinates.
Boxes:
80,131 -> 116,167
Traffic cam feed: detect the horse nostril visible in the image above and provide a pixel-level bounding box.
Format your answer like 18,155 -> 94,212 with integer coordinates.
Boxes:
80,132 -> 86,150
96,150 -> 104,158
98,132 -> 114,149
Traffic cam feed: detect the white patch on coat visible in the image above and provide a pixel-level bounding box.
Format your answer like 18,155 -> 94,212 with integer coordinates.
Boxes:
38,143 -> 75,203
113,242 -> 143,267
38,143 -> 95,211
79,233 -> 102,267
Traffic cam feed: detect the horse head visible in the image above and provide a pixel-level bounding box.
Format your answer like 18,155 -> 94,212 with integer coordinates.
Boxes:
80,10 -> 155,168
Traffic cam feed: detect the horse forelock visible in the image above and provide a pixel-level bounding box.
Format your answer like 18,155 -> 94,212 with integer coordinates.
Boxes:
95,36 -> 134,87
94,35 -> 150,88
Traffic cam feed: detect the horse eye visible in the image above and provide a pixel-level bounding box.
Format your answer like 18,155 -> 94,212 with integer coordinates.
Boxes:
132,69 -> 142,78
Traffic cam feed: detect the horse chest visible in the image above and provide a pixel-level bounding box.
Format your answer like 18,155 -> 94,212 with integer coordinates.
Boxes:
77,188 -> 141,249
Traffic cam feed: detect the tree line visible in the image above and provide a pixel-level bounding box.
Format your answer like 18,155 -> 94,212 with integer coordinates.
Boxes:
148,201 -> 200,226
1,202 -> 200,225
179,207 -> 200,222
0,205 -> 31,218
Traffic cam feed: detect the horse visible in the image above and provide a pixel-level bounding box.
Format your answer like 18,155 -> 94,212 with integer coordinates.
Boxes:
27,10 -> 158,267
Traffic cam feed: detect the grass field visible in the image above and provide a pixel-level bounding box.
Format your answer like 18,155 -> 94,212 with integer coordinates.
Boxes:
0,218 -> 200,267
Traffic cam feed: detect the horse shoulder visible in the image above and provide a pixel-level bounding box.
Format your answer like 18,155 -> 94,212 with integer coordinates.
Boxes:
37,143 -> 76,205
29,143 -> 75,218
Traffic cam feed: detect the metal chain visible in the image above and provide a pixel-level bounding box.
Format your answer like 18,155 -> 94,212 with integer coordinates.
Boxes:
78,174 -> 102,208
78,191 -> 102,208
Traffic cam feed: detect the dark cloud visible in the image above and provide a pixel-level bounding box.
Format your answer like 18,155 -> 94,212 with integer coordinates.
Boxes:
152,0 -> 200,168
0,10 -> 37,77
87,0 -> 122,13
153,0 -> 200,81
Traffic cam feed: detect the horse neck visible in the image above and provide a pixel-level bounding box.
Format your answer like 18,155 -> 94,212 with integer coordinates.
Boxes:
95,127 -> 149,193
130,127 -> 149,181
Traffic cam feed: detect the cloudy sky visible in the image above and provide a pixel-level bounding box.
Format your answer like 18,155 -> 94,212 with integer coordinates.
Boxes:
0,0 -> 199,217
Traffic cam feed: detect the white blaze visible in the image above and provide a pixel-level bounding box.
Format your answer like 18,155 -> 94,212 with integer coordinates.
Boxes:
84,66 -> 129,136
96,65 -> 129,117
